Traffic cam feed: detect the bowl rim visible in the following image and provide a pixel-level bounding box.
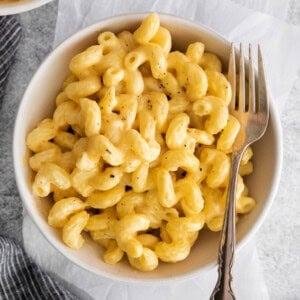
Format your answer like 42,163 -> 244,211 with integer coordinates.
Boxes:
0,0 -> 53,16
13,12 -> 283,285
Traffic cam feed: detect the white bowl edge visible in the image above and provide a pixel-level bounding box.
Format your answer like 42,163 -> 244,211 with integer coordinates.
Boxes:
0,0 -> 53,16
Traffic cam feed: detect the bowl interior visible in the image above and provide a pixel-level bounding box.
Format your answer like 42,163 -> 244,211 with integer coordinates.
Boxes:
14,14 -> 282,283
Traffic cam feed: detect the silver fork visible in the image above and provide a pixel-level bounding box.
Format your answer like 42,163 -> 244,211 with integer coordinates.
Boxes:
210,44 -> 269,300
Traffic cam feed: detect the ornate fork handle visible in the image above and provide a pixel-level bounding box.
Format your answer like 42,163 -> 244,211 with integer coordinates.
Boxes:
210,151 -> 244,300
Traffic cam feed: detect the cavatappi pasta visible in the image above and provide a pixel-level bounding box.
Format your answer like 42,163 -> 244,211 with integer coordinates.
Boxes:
26,13 -> 256,272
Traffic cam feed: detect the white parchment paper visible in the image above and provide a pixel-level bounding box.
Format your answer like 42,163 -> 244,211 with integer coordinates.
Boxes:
23,0 -> 300,299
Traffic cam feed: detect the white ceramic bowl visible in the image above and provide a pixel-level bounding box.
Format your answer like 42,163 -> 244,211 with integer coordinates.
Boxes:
13,13 -> 283,284
0,0 -> 52,16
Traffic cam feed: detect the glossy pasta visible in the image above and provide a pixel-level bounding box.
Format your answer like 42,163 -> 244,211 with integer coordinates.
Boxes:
26,13 -> 256,271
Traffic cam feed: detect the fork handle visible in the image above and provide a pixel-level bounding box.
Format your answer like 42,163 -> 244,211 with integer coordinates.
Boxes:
210,152 -> 243,300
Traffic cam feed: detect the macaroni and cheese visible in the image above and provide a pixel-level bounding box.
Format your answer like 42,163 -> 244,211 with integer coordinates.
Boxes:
26,13 -> 256,272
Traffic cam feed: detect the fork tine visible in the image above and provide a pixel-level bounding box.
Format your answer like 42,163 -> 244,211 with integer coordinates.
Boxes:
228,43 -> 236,111
239,43 -> 245,112
258,44 -> 269,115
248,44 -> 255,112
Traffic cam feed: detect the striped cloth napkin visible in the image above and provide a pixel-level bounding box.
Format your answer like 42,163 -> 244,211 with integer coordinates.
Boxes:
0,16 -> 21,105
0,16 -> 77,300
0,237 -> 77,299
